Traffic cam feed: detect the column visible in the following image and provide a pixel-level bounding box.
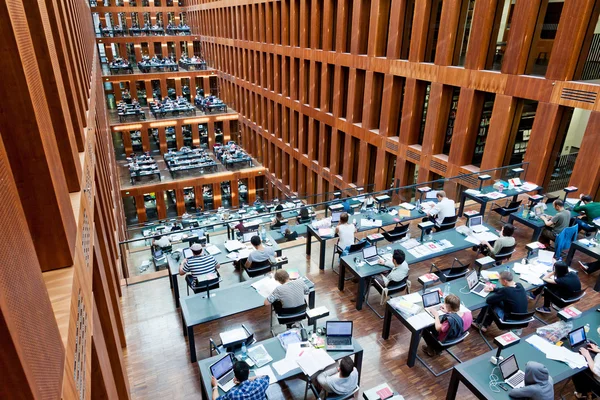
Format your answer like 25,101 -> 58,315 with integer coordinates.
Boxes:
569,111 -> 600,195
134,195 -> 147,223
158,126 -> 167,154
175,125 -> 184,149
175,188 -> 186,215
122,131 -> 133,155
191,123 -> 200,147
155,191 -> 167,220
141,129 -> 150,152
194,185 -> 204,211
230,180 -> 239,207
247,177 -> 257,203
212,182 -> 222,208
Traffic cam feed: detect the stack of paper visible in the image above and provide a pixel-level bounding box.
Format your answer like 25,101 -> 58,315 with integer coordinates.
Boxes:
486,192 -> 507,199
407,313 -> 435,330
389,298 -> 421,316
251,276 -> 280,298
538,250 -> 554,265
205,244 -> 221,255
224,240 -> 244,252
527,335 -> 587,369
318,228 -> 334,237
400,202 -> 416,210
400,238 -> 420,250
388,209 -> 399,216
361,219 -> 383,228
253,365 -> 278,384
247,344 -> 273,367
220,328 -> 248,346
521,182 -> 539,191
401,292 -> 424,304
296,348 -> 335,377
465,189 -> 481,195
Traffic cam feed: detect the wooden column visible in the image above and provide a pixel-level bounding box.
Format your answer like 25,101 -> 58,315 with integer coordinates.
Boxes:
134,195 -> 146,223
155,191 -> 167,220
194,186 -> 205,211
247,177 -> 257,204
158,126 -> 167,154
122,131 -> 133,155
191,123 -> 200,147
141,129 -> 150,152
207,121 -> 216,147
408,0 -> 432,62
568,111 -> 600,196
212,182 -> 222,208
175,188 -> 186,216
223,120 -> 231,142
447,89 -> 484,171
399,78 -> 426,145
434,0 -> 466,65
501,0 -> 543,75
175,125 -> 184,149
480,95 -> 518,170
230,179 -> 240,207
464,0 -> 502,70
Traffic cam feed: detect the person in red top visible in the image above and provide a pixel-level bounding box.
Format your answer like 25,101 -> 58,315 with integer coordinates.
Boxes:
422,293 -> 472,357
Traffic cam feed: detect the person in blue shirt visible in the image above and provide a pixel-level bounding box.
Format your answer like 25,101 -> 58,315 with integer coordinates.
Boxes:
211,361 -> 269,400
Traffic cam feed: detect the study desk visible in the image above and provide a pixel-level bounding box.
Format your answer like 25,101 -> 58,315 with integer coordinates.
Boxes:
197,336 -> 363,400
381,260 -> 544,367
137,61 -> 178,73
566,239 -> 600,266
150,104 -> 196,118
179,60 -> 207,70
118,108 -> 145,122
181,275 -> 315,363
270,223 -> 309,242
167,234 -> 282,308
457,185 -> 543,218
109,64 -> 133,74
225,209 -> 300,240
446,306 -> 600,399
129,168 -> 161,184
306,207 -> 422,271
508,206 -> 579,241
223,156 -> 253,169
339,223 -> 496,311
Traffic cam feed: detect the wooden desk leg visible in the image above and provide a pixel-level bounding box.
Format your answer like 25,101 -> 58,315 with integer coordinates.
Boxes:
382,304 -> 392,340
354,350 -> 364,385
355,278 -> 366,311
407,329 -> 422,368
188,326 -> 197,363
446,368 -> 461,400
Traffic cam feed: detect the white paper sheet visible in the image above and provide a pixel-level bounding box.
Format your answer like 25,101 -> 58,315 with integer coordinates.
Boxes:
224,240 -> 244,252
401,292 -> 424,304
473,232 -> 499,242
407,312 -> 434,330
400,202 -> 416,210
254,365 -> 278,384
251,276 -> 280,298
219,328 -> 248,345
538,250 -> 554,264
296,348 -> 335,377
205,244 -> 221,255
272,358 -> 298,376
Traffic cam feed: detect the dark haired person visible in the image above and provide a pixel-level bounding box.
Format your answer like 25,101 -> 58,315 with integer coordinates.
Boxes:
211,360 -> 269,400
244,235 -> 275,270
573,194 -> 600,233
478,224 -> 516,256
314,356 -> 358,398
473,271 -> 527,332
535,261 -> 581,314
376,249 -> 409,287
422,294 -> 472,357
539,199 -> 570,246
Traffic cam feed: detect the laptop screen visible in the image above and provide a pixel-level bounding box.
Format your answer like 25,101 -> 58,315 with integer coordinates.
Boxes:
183,248 -> 193,259
243,232 -> 258,243
331,211 -> 342,223
466,270 -> 478,290
422,291 -> 441,308
362,246 -> 377,259
499,355 -> 519,379
210,354 -> 234,380
327,321 -> 353,336
469,215 -> 482,228
569,327 -> 586,347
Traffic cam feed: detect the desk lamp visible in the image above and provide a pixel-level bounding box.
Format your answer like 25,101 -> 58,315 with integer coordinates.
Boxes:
417,186 -> 431,203
511,167 -> 524,179
563,186 -> 578,203
356,187 -> 364,195
333,191 -> 341,200
417,221 -> 434,243
478,174 -> 491,191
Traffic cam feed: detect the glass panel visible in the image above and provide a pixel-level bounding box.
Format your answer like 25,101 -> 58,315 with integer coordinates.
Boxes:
489,0 -> 512,71
424,0 -> 443,62
239,179 -> 249,205
183,187 -> 196,213
526,2 -> 563,76
144,193 -> 158,221
471,92 -> 496,167
165,126 -> 177,150
443,87 -> 460,155
456,0 -> 476,66
418,83 -> 431,145
203,184 -> 214,210
221,181 -> 232,208
507,100 -> 538,165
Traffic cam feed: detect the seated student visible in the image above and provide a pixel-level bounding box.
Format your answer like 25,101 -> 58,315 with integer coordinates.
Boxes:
422,294 -> 472,357
376,249 -> 409,287
573,342 -> 600,399
573,194 -> 600,233
313,356 -> 358,398
297,206 -> 311,222
472,271 -> 528,332
362,194 -> 375,209
422,191 -> 456,233
342,198 -> 352,213
283,228 -> 298,242
264,269 -> 309,312
534,261 -> 581,313
508,361 -> 554,400
178,243 -> 220,287
153,235 -> 171,250
211,360 -> 269,400
477,224 -> 516,256
539,199 -> 570,246
244,235 -> 275,270
273,203 -> 284,212
271,212 -> 286,229
335,212 -> 357,256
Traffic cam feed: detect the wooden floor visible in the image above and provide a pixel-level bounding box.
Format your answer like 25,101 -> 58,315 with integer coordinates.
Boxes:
120,211 -> 600,399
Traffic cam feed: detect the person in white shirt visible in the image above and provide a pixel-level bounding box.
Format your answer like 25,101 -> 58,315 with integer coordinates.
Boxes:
376,249 -> 409,287
335,212 -> 356,255
422,191 -> 456,232
153,235 -> 171,249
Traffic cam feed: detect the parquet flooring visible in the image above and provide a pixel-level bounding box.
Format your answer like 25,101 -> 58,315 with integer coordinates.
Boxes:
120,211 -> 600,399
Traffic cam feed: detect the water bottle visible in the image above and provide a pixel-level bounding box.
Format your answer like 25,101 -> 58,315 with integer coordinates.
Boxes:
241,343 -> 247,359
519,204 -> 526,218
506,263 -> 511,274
443,282 -> 451,297
260,225 -> 267,241
585,323 -> 591,334
416,199 -> 421,212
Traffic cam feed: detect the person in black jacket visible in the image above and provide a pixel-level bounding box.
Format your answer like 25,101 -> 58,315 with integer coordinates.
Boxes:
535,261 -> 581,314
472,270 -> 528,332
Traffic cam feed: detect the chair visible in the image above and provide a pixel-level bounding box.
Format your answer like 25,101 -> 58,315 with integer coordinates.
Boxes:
479,309 -> 535,349
554,225 -> 578,259
490,200 -> 522,223
244,259 -> 275,279
416,331 -> 470,376
331,240 -> 368,274
434,215 -> 458,232
378,224 -> 409,243
430,258 -> 469,283
305,383 -> 359,400
271,303 -> 307,336
543,288 -> 586,311
364,275 -> 410,318
186,272 -> 221,296
491,244 -> 516,266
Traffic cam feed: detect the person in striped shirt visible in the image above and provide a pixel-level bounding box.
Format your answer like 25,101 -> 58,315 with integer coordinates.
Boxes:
264,269 -> 309,313
179,243 -> 220,287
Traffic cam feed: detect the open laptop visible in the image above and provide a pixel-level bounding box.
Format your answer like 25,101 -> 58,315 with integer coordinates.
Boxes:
468,215 -> 486,233
326,321 -> 354,351
209,353 -> 236,392
499,354 -> 525,389
466,270 -> 489,298
568,326 -> 590,351
422,291 -> 446,317
331,211 -> 342,223
242,231 -> 258,243
362,246 -> 382,266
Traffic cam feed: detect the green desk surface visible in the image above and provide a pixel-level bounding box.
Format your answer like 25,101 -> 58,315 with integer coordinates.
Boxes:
455,306 -> 600,400
510,206 -> 579,228
477,184 -> 542,198
198,336 -> 363,398
572,240 -> 600,259
340,224 -> 497,279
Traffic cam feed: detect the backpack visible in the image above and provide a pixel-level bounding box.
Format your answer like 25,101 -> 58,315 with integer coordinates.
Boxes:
440,313 -> 463,342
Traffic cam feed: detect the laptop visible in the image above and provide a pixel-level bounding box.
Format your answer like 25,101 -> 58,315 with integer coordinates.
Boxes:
466,270 -> 489,298
362,246 -> 382,266
568,326 -> 589,351
468,215 -> 486,233
331,211 -> 342,223
326,321 -> 354,351
422,291 -> 446,317
242,231 -> 258,243
209,353 -> 236,392
499,355 -> 525,389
